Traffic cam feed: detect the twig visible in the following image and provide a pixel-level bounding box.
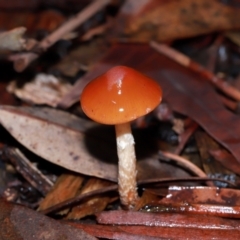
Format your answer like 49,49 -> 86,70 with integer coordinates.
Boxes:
3,147 -> 53,196
11,0 -> 110,72
159,151 -> 207,179
150,41 -> 240,101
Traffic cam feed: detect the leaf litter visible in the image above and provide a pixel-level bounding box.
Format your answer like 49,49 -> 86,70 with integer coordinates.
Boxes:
1,0 -> 240,239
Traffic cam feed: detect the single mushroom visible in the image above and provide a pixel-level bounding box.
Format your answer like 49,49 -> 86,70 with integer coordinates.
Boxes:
80,66 -> 162,209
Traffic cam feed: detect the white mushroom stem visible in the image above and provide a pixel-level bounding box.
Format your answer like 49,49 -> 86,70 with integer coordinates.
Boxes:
115,122 -> 138,209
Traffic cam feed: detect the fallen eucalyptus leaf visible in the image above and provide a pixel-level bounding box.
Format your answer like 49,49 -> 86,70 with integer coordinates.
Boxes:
0,105 -> 118,181
0,106 -> 192,182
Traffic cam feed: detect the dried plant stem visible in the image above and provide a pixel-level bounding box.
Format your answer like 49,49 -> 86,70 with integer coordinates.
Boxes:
150,41 -> 240,101
12,0 -> 110,72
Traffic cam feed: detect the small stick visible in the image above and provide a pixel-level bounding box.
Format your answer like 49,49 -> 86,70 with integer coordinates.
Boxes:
150,41 -> 240,101
12,0 -> 110,72
4,147 -> 53,196
159,151 -> 207,179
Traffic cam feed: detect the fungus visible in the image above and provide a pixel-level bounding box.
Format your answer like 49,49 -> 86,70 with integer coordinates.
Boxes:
81,66 -> 162,209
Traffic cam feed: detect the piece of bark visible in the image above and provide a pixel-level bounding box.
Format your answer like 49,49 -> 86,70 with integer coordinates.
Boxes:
38,172 -> 84,214
0,198 -> 97,240
109,0 -> 240,42
66,177 -> 114,219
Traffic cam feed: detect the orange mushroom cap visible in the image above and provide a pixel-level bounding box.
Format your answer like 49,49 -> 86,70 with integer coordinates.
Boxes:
81,66 -> 162,125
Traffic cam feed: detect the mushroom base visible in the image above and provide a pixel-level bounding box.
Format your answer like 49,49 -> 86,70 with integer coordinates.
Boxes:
115,122 -> 138,209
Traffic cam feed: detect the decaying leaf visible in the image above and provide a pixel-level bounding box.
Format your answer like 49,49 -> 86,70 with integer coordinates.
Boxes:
109,0 -> 240,42
0,27 -> 26,51
0,198 -> 97,240
7,73 -> 73,107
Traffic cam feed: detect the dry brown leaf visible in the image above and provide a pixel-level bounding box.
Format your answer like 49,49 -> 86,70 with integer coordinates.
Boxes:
109,0 -> 240,42
7,73 -> 73,107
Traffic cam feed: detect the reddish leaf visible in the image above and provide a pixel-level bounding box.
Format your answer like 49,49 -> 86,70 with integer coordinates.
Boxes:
58,43 -> 240,163
96,210 -> 240,229
70,222 -> 240,240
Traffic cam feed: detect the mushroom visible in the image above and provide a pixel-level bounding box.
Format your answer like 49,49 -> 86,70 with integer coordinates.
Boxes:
80,66 -> 162,209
